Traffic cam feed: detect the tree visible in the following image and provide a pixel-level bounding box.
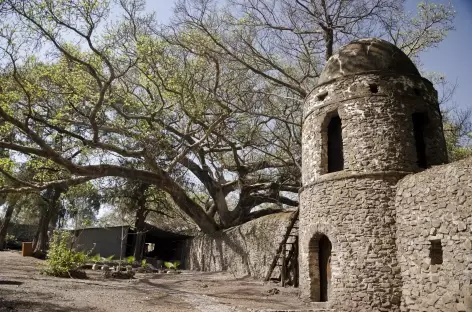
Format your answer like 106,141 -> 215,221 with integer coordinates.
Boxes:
0,195 -> 14,250
32,185 -> 66,256
0,0 -> 458,234
59,182 -> 101,229
0,157 -> 93,255
105,179 -> 174,261
443,108 -> 472,161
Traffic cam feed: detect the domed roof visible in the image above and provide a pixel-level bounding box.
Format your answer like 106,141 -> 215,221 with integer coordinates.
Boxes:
317,38 -> 420,86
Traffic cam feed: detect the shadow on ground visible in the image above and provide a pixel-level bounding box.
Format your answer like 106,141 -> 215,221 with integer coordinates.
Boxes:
0,299 -> 92,312
0,281 -> 22,286
136,276 -> 299,310
0,288 -> 92,312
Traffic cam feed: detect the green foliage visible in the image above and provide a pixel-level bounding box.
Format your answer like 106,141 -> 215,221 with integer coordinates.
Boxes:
104,255 -> 114,262
164,260 -> 181,270
89,253 -> 101,263
42,230 -> 87,277
141,259 -> 148,268
5,233 -> 20,248
443,116 -> 472,162
0,0 -> 462,234
126,255 -> 135,264
65,182 -> 101,227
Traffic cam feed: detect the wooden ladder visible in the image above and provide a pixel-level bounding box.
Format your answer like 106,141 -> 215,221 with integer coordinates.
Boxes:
265,208 -> 299,286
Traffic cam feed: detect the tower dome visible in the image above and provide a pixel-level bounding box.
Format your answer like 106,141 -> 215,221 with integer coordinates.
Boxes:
317,38 -> 420,86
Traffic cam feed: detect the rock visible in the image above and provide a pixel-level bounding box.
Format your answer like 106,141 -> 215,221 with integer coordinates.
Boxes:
267,288 -> 279,295
457,303 -> 466,311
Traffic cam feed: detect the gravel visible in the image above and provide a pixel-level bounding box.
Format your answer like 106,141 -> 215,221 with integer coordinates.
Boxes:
0,251 -> 309,312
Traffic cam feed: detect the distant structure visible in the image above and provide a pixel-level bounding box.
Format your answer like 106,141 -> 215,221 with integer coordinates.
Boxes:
299,38 -> 472,311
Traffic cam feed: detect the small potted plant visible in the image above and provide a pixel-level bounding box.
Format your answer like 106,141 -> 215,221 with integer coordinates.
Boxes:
125,256 -> 135,272
164,261 -> 181,274
90,254 -> 102,270
101,255 -> 114,271
137,259 -> 149,273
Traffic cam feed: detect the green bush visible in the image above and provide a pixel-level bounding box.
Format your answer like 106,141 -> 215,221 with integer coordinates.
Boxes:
5,233 -> 21,249
42,230 -> 87,278
164,260 -> 181,270
89,253 -> 101,263
126,255 -> 135,264
141,259 -> 148,268
102,255 -> 114,263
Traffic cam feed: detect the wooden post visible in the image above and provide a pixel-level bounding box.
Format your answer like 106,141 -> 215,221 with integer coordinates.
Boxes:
281,244 -> 286,287
294,236 -> 299,287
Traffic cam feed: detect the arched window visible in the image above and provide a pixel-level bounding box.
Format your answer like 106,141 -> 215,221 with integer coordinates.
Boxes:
327,114 -> 344,173
412,112 -> 428,168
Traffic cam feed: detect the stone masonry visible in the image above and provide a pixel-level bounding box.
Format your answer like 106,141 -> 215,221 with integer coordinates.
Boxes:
299,38 -> 457,311
396,158 -> 472,312
185,212 -> 292,279
184,38 -> 471,312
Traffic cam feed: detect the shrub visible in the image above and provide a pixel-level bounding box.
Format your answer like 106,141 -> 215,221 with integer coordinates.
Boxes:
89,253 -> 101,264
164,260 -> 181,270
141,259 -> 148,268
42,230 -> 87,278
102,255 -> 114,263
5,233 -> 21,249
126,255 -> 135,264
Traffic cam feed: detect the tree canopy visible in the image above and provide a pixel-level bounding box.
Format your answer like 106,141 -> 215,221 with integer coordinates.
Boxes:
0,0 -> 466,233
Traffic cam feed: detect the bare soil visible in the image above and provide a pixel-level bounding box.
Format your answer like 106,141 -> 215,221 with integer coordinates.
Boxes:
0,251 -> 311,312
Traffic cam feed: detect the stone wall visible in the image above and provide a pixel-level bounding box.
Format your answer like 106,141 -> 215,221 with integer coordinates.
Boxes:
184,212 -> 292,279
300,175 -> 403,311
396,157 -> 472,312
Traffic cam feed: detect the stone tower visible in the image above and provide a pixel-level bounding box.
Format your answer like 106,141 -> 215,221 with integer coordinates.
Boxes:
299,38 -> 448,311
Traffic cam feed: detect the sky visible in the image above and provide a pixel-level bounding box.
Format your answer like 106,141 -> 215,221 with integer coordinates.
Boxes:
146,0 -> 472,112
406,0 -> 472,111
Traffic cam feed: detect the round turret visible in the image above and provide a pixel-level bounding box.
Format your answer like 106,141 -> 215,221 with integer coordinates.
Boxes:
298,38 -> 448,311
302,38 -> 447,185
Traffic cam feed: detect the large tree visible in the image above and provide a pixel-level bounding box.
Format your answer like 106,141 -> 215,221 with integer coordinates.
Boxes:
0,0 -> 458,233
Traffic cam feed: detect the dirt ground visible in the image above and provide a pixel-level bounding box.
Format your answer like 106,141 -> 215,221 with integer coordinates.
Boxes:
0,251 -> 312,312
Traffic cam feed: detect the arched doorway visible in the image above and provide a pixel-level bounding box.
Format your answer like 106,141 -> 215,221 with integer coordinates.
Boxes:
309,234 -> 332,302
319,235 -> 332,302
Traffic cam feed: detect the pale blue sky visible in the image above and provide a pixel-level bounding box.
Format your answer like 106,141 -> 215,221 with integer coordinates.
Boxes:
146,0 -> 472,111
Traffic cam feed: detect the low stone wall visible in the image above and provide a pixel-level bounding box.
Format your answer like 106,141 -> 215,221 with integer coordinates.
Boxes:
184,212 -> 292,279
395,157 -> 472,312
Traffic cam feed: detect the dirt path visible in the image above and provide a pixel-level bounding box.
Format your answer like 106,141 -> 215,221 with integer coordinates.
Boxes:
0,251 -> 311,312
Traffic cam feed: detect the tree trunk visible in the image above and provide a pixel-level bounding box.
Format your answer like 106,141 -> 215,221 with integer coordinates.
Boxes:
320,0 -> 334,61
32,186 -> 65,257
0,203 -> 16,250
159,175 -> 218,233
133,211 -> 146,262
213,187 -> 235,227
32,205 -> 54,257
132,183 -> 149,262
